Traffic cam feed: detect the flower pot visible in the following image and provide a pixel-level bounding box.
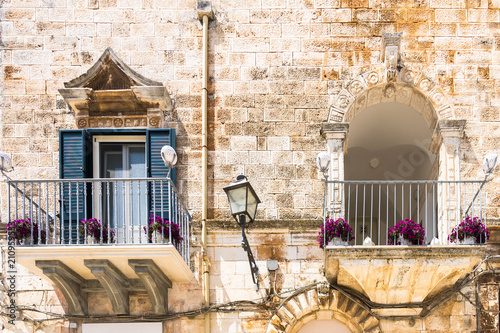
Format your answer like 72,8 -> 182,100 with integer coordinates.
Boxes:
398,235 -> 411,246
328,237 -> 348,246
155,232 -> 170,244
23,236 -> 32,245
459,236 -> 475,245
87,235 -> 96,244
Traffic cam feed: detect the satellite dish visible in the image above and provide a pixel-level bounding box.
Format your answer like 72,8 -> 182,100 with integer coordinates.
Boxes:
0,152 -> 13,172
161,145 -> 177,168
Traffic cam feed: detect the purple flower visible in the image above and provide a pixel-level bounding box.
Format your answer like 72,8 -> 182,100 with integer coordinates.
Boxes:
318,218 -> 354,248
143,215 -> 183,246
6,218 -> 47,245
79,218 -> 115,243
388,219 -> 425,245
448,216 -> 489,244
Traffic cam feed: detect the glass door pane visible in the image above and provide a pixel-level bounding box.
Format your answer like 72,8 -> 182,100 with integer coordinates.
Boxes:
100,143 -> 146,243
127,146 -> 147,230
102,146 -> 124,230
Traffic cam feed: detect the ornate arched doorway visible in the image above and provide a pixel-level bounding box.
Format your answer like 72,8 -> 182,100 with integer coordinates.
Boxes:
265,283 -> 381,333
322,62 -> 466,244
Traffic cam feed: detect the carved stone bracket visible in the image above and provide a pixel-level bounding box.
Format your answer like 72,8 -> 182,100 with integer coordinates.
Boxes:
84,259 -> 130,315
129,259 -> 172,315
382,32 -> 403,82
35,260 -> 88,316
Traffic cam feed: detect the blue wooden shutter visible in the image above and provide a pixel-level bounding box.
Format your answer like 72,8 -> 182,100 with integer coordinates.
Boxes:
59,130 -> 88,244
147,129 -> 176,221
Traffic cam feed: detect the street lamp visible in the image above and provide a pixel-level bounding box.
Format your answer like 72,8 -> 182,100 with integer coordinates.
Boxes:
0,152 -> 13,175
317,152 -> 330,180
223,175 -> 261,291
483,153 -> 498,176
161,145 -> 177,178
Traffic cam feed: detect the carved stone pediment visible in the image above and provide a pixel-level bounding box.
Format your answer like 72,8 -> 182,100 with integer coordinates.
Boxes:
59,47 -> 172,128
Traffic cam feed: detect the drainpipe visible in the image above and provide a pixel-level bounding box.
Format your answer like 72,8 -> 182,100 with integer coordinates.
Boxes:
197,2 -> 213,333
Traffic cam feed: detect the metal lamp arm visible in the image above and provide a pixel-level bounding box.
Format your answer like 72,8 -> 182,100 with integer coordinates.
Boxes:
464,175 -> 490,217
238,214 -> 259,292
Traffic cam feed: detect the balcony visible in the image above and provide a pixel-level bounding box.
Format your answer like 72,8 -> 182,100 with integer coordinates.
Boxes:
323,179 -> 489,317
7,177 -> 193,316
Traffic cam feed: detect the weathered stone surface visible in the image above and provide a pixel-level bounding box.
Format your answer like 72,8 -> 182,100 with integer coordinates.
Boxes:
2,0 -> 500,331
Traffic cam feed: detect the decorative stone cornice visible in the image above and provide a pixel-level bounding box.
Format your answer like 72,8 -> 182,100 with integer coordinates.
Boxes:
430,119 -> 466,154
320,122 -> 349,141
64,47 -> 162,89
59,47 -> 173,129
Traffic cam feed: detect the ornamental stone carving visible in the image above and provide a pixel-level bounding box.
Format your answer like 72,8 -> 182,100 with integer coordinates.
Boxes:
328,32 -> 455,126
59,47 -> 172,129
265,283 -> 381,333
327,67 -> 455,127
382,32 -> 402,82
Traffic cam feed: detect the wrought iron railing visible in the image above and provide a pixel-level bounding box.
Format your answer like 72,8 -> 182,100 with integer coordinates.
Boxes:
323,180 -> 489,247
6,178 -> 191,265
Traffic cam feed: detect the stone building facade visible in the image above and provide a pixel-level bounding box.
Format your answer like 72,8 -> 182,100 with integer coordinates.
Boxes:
0,0 -> 499,332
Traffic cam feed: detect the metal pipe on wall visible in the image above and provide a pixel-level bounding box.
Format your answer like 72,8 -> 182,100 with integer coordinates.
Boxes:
202,13 -> 210,333
197,3 -> 213,332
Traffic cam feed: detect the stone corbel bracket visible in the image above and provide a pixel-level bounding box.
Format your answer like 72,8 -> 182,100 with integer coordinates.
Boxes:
129,259 -> 172,315
33,258 -> 178,316
35,260 -> 88,316
84,259 -> 130,315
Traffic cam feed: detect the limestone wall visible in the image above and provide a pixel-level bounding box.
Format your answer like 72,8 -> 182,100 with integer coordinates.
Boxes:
1,0 -> 499,332
0,224 -> 483,332
1,0 -> 498,220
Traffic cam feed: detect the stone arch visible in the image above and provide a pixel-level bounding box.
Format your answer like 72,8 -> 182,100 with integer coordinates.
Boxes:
328,66 -> 455,131
265,283 -> 381,333
323,65 -> 466,244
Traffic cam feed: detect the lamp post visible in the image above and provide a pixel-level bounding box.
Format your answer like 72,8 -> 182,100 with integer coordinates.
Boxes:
223,175 -> 261,291
464,153 -> 498,217
161,145 -> 177,178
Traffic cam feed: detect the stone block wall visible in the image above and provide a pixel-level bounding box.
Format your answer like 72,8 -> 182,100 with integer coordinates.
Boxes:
1,0 -> 500,219
1,0 -> 500,332
1,0 -> 499,221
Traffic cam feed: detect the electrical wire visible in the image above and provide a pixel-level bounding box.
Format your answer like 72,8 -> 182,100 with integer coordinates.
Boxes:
0,283 -> 319,323
3,256 -> 500,324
